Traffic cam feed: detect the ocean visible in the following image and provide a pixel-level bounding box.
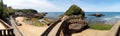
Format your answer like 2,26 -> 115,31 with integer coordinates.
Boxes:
46,12 -> 120,24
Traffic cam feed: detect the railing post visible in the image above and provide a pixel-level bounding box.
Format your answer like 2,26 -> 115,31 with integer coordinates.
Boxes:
3,30 -> 6,36
11,29 -> 15,36
0,30 -> 2,36
8,29 -> 11,36
116,26 -> 120,36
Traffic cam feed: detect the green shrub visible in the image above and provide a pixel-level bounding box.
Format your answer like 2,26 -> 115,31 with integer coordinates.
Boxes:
64,4 -> 85,18
89,24 -> 113,30
24,18 -> 46,27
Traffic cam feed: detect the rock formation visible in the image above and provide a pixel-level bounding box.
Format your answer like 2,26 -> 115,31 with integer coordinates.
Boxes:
62,4 -> 89,36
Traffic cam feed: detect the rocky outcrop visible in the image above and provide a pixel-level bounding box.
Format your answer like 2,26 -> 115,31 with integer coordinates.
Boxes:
64,4 -> 85,18
63,16 -> 89,33
14,12 -> 47,19
68,19 -> 88,30
62,4 -> 89,35
89,13 -> 104,17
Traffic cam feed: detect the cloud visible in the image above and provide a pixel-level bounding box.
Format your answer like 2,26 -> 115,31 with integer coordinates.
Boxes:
3,0 -> 120,12
76,1 -> 120,12
3,0 -> 62,12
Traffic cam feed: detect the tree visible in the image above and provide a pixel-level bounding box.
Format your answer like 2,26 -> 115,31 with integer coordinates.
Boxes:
64,4 -> 85,18
0,0 -> 4,19
7,7 -> 14,15
14,9 -> 38,14
0,0 -> 14,22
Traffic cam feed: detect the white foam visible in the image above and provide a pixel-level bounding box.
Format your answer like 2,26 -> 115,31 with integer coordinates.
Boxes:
104,18 -> 112,21
113,16 -> 120,18
103,16 -> 120,21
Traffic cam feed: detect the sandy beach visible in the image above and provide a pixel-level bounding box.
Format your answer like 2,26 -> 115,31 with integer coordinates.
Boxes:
15,17 -> 48,36
72,29 -> 109,36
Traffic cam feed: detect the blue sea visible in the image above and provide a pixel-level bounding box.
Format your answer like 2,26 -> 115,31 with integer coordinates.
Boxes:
46,12 -> 120,24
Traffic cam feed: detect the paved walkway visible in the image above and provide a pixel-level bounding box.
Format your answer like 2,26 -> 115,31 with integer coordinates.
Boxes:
48,20 -> 64,36
72,29 -> 109,36
10,16 -> 23,36
41,16 -> 69,36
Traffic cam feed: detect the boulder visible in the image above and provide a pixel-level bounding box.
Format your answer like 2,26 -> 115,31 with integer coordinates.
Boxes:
68,18 -> 88,33
89,13 -> 104,17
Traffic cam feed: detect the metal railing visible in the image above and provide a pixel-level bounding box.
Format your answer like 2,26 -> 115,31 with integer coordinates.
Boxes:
41,19 -> 62,36
10,16 -> 23,36
0,19 -> 14,36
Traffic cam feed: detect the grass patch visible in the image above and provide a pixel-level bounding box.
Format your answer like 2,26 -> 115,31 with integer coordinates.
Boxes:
89,24 -> 113,30
24,18 -> 46,27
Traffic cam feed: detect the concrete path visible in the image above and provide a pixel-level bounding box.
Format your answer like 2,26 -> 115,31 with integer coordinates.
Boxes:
10,16 -> 23,36
109,21 -> 120,36
47,20 -> 64,36
72,29 -> 109,36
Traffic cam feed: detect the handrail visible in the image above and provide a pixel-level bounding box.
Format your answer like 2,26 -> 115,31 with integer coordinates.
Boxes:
0,19 -> 13,29
0,19 -> 14,36
116,26 -> 120,36
41,16 -> 69,36
56,19 -> 68,36
109,21 -> 120,36
41,19 -> 61,36
10,16 -> 23,36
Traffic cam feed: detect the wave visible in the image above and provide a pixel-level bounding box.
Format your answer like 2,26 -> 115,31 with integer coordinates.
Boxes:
103,16 -> 120,24
104,16 -> 120,20
114,16 -> 120,18
86,16 -> 120,24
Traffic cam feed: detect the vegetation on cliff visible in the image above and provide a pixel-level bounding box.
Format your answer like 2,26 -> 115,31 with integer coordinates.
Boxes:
59,4 -> 85,19
0,0 -> 14,22
14,9 -> 38,14
64,4 -> 85,17
23,17 -> 52,27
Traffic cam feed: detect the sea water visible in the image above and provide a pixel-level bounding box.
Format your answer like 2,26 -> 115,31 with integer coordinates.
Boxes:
46,12 -> 120,24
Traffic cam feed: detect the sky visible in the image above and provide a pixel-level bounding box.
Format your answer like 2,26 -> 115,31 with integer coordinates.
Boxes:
3,0 -> 120,12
